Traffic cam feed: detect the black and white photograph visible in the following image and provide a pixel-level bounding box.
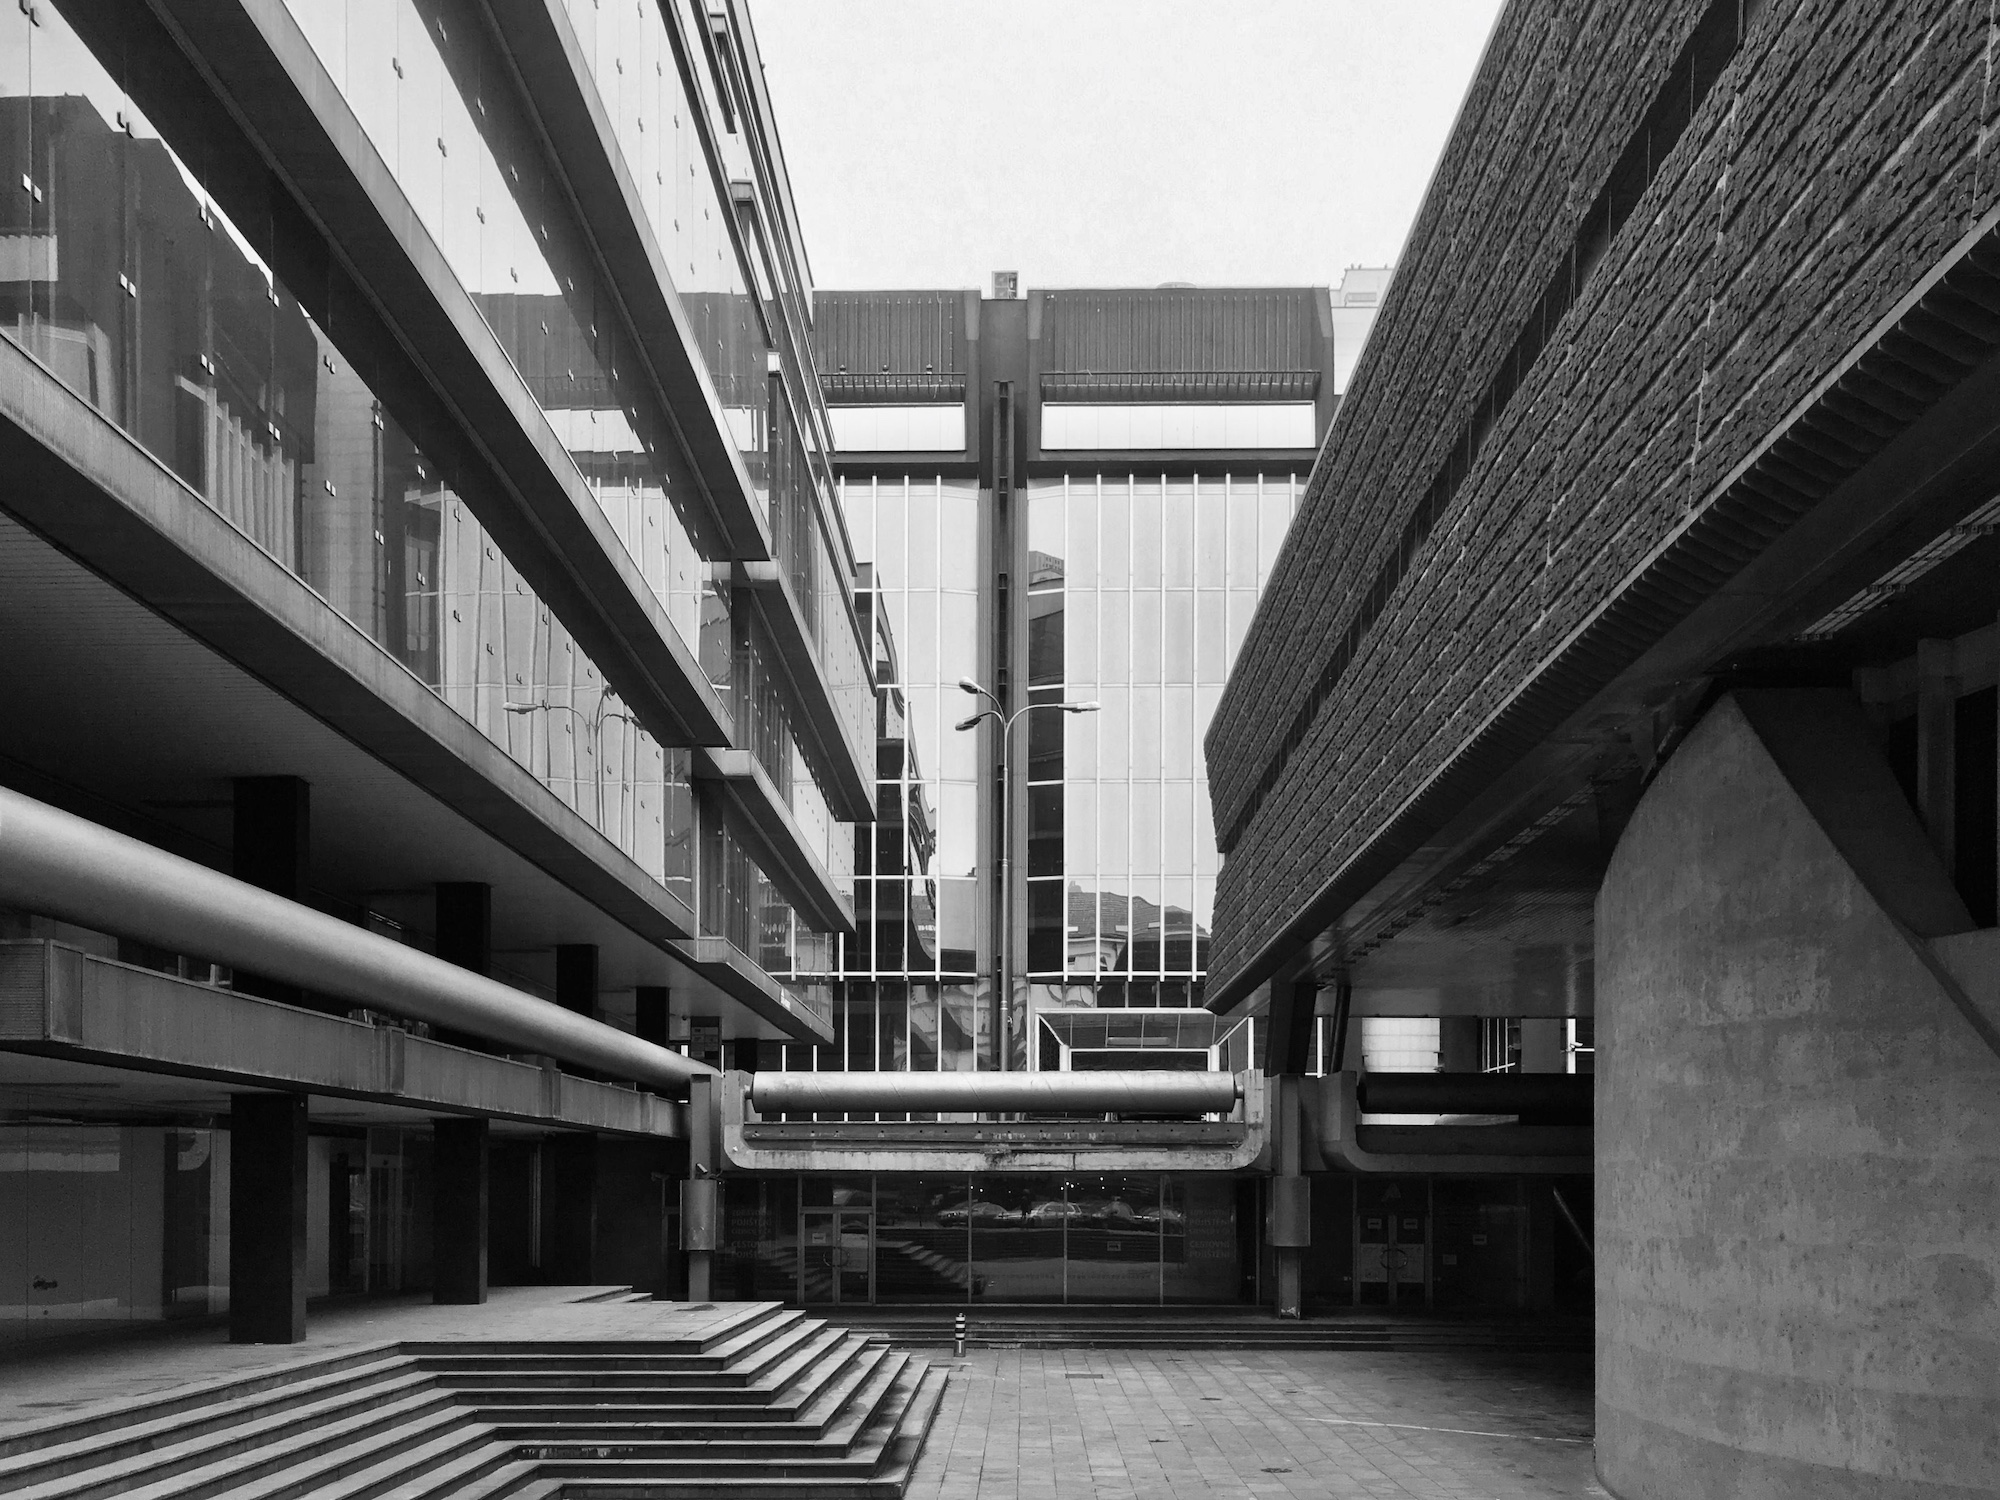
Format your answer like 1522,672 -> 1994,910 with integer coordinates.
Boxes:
0,1 -> 1993,1495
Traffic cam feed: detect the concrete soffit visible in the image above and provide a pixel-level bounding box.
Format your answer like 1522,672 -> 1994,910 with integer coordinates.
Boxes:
0,340 -> 703,954
1208,200 -> 2000,1014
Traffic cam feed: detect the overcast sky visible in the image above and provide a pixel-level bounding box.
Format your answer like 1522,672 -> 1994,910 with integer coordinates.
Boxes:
749,0 -> 1504,294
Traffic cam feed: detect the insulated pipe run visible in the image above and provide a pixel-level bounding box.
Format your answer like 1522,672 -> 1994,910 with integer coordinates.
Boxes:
0,786 -> 715,1096
749,1069 -> 1241,1116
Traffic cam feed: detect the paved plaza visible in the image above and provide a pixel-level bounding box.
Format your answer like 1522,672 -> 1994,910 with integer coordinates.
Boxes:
0,1292 -> 1604,1498
911,1347 -> 1602,1500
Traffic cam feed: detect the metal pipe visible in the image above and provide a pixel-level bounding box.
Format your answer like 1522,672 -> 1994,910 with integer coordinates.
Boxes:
0,786 -> 714,1095
749,1069 -> 1241,1115
1356,1072 -> 1591,1118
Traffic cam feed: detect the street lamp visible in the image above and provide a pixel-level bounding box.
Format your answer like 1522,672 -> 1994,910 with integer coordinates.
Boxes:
954,679 -> 1099,1071
504,697 -> 642,831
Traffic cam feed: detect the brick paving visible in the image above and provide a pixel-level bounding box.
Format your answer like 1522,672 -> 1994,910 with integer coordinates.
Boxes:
908,1347 -> 1603,1499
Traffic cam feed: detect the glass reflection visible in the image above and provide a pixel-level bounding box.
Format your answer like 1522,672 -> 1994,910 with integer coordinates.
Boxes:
969,1176 -> 1065,1303
1020,474 -> 1301,997
0,2 -> 695,892
768,1174 -> 1245,1305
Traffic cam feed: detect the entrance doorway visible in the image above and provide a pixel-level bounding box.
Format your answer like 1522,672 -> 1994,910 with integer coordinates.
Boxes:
1356,1183 -> 1430,1307
800,1208 -> 874,1305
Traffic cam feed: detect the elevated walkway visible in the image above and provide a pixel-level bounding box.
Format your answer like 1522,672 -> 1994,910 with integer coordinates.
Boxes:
0,1289 -> 944,1500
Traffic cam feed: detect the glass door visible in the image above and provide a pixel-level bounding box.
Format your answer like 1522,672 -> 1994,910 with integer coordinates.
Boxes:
800,1207 -> 874,1304
1355,1179 -> 1431,1307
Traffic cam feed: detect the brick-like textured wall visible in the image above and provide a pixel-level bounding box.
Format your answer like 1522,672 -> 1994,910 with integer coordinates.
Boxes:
1206,0 -> 2000,996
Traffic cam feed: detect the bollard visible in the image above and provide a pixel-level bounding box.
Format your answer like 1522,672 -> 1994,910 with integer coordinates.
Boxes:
954,1311 -> 966,1357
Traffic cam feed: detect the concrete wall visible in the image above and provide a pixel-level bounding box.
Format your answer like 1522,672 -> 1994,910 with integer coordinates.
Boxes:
1596,694 -> 2000,1497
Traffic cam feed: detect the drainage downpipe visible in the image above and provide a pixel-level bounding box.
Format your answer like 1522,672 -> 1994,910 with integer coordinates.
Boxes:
0,786 -> 715,1096
749,1070 -> 1242,1116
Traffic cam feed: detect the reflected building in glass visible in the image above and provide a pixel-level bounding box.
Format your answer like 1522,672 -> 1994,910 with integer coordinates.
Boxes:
818,279 -> 1385,1074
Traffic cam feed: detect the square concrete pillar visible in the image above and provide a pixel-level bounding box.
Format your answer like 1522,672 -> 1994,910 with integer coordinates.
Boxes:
635,986 -> 670,1046
232,777 -> 309,1006
555,945 -> 600,1019
233,776 -> 309,898
434,883 -> 493,976
432,1118 -> 489,1304
229,1092 -> 309,1343
434,883 -> 492,1050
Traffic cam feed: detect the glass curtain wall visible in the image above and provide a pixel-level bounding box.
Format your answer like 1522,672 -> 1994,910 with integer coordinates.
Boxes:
283,0 -> 733,679
736,611 -> 853,892
698,805 -> 835,1030
551,0 -> 875,786
833,476 -> 988,1078
1024,473 -> 1302,1008
0,1076 -> 449,1343
718,1173 -> 1245,1306
0,2 -> 695,896
556,0 -> 766,489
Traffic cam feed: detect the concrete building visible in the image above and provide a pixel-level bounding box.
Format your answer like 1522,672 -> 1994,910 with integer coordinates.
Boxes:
0,0 -> 865,1341
1206,0 -> 2000,1493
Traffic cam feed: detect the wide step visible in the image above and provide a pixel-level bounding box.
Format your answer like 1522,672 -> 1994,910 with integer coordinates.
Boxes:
0,1308 -> 945,1500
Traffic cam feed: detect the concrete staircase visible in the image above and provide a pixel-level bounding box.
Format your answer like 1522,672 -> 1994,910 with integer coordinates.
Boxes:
0,1306 -> 946,1500
812,1304 -> 1592,1353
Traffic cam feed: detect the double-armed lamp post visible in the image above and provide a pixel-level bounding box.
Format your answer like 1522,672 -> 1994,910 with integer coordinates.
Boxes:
953,679 -> 1098,1071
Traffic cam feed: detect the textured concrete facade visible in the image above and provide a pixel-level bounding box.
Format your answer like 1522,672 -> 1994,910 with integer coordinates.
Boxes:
1207,0 -> 2000,998
1596,694 -> 2000,1497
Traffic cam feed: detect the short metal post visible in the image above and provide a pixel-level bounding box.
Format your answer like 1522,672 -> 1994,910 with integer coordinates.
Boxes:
954,1311 -> 966,1356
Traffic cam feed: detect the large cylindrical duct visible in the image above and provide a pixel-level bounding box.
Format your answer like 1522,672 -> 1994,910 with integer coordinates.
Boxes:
0,786 -> 714,1095
749,1070 -> 1241,1116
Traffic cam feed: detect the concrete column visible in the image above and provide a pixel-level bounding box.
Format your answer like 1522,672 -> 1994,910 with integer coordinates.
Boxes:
554,946 -> 600,1079
1266,979 -> 1315,1319
1917,638 -> 1958,870
432,1118 -> 489,1304
232,777 -> 309,1006
1268,1072 -> 1310,1319
434,883 -> 492,1050
684,1072 -> 718,1301
555,944 -> 599,1020
229,1092 -> 308,1343
635,986 -> 670,1046
434,883 -> 493,976
1598,690 -> 1998,1497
